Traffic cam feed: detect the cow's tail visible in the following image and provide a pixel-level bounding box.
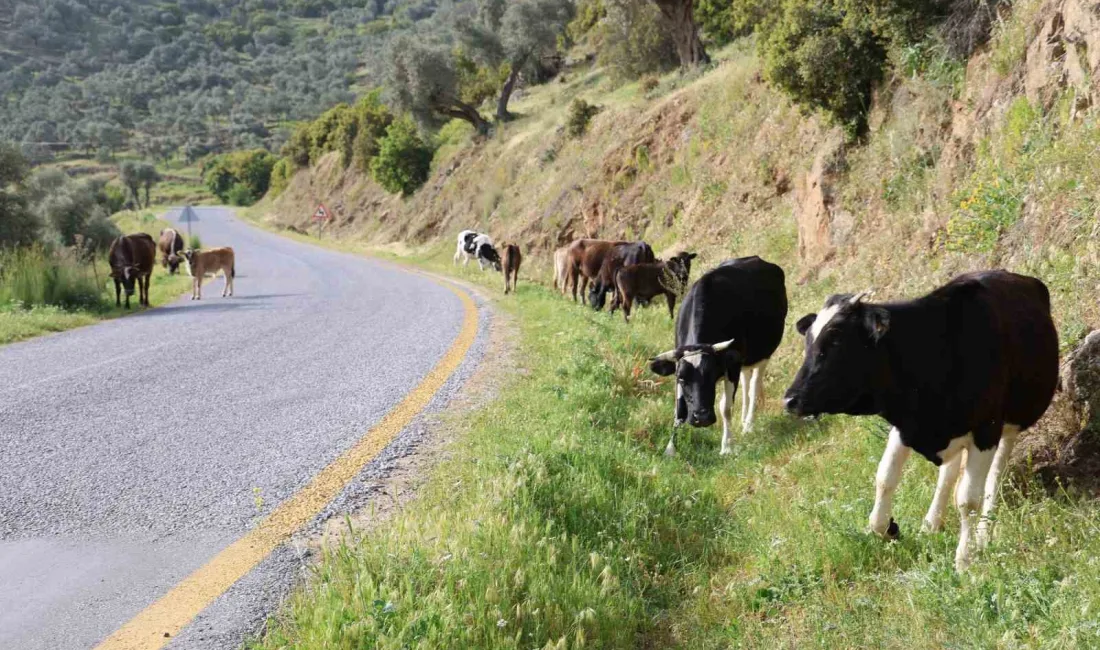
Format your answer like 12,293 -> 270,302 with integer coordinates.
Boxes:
231,264 -> 236,278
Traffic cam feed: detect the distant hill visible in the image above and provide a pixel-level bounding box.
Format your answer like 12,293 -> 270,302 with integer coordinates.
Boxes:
0,0 -> 459,162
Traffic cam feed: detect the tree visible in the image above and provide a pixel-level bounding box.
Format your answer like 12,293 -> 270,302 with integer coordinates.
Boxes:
459,0 -> 575,121
0,143 -> 38,248
385,37 -> 492,135
650,0 -> 709,68
118,160 -> 142,207
137,163 -> 161,208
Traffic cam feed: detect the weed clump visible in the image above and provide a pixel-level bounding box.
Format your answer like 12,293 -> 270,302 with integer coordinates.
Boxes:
567,99 -> 601,138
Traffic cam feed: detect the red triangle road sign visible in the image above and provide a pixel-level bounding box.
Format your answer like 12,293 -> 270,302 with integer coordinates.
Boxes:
312,203 -> 330,222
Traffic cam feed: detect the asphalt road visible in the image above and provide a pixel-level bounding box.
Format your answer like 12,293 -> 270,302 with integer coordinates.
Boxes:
0,207 -> 469,649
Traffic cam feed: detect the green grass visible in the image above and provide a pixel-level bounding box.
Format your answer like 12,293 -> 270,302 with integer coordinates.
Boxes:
0,210 -> 193,345
250,247 -> 1100,649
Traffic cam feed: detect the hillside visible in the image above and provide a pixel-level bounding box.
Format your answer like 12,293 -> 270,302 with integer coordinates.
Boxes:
0,0 -> 462,162
262,0 -> 1100,360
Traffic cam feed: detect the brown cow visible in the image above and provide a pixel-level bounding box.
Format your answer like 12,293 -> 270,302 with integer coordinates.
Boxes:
158,228 -> 185,274
108,233 -> 156,309
589,241 -> 655,310
502,243 -> 522,294
181,247 -> 235,300
552,246 -> 572,296
613,252 -> 695,323
565,238 -> 629,304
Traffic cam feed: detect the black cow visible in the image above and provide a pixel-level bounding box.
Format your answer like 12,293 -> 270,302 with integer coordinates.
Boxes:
108,233 -> 157,309
649,256 -> 788,456
588,241 -> 656,310
782,271 -> 1058,571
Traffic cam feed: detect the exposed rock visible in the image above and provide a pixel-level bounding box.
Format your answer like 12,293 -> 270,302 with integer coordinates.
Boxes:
794,131 -> 847,266
1061,330 -> 1100,434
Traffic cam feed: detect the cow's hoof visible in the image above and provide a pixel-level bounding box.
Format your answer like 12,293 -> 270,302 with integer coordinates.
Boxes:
921,518 -> 943,534
885,518 -> 900,540
719,447 -> 732,456
664,446 -> 676,458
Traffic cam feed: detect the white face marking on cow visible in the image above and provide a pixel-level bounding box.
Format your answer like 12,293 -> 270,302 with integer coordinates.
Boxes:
810,303 -> 842,340
681,352 -> 703,369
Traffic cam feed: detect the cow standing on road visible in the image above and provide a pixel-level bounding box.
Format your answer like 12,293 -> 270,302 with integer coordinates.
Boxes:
782,271 -> 1059,571
649,256 -> 788,456
182,247 -> 236,300
108,233 -> 157,309
501,243 -> 522,294
158,228 -> 185,274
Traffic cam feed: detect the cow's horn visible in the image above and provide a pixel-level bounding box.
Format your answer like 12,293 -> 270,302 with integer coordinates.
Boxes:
849,290 -> 874,304
711,338 -> 735,353
651,349 -> 680,363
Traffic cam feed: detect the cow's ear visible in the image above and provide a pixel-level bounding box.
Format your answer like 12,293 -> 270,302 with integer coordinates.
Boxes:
649,358 -> 677,376
864,306 -> 890,342
686,252 -> 697,260
796,313 -> 816,336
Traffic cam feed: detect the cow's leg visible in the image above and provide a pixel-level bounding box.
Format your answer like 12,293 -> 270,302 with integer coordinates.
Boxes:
955,437 -> 997,571
739,367 -> 750,429
719,375 -> 739,456
922,451 -> 962,533
114,279 -> 121,307
744,361 -> 768,433
580,276 -> 589,305
976,424 -> 1019,549
869,427 -> 911,539
666,383 -> 683,456
621,295 -> 632,322
665,292 -> 675,319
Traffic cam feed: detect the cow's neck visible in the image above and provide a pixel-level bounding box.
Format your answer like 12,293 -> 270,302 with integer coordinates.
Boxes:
872,301 -> 951,433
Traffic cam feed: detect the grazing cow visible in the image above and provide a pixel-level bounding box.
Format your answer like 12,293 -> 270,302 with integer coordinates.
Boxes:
565,238 -> 629,304
158,228 -> 185,274
501,243 -> 522,294
181,247 -> 235,300
649,256 -> 787,456
108,233 -> 156,309
588,241 -> 656,310
553,246 -> 572,296
453,230 -> 501,271
613,252 -> 696,322
782,272 -> 1058,571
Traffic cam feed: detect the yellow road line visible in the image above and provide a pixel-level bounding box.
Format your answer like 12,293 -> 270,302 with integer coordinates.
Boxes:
95,279 -> 479,650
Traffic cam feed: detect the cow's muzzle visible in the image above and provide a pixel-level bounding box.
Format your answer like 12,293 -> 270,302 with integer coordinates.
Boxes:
689,410 -> 716,428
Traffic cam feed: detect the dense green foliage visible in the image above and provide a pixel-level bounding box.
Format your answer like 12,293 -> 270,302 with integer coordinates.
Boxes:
0,0 -> 459,162
369,117 -> 434,195
566,99 -> 600,138
596,0 -> 679,81
694,0 -> 772,44
202,149 -> 278,205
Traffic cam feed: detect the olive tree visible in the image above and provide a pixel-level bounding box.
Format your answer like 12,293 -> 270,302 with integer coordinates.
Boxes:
650,0 -> 709,67
459,0 -> 575,121
385,36 -> 491,135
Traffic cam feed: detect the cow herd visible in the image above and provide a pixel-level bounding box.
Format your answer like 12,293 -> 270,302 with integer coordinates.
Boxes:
457,228 -> 1060,572
106,227 -> 236,308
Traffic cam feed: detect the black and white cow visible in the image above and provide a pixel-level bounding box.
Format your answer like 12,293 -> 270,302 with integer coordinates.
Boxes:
649,256 -> 788,456
453,230 -> 501,271
782,271 -> 1059,571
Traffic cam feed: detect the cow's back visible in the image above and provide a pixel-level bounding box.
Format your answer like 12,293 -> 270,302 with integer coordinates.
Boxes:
131,233 -> 156,270
677,256 -> 788,365
939,271 -> 1058,431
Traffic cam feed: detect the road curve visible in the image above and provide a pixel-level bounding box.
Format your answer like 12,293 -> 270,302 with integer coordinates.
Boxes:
0,207 -> 470,649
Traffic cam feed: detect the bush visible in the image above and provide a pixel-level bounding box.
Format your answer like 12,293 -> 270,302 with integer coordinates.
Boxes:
202,149 -> 277,204
640,74 -> 660,93
281,124 -> 312,167
308,103 -> 359,166
225,183 -> 256,206
695,0 -> 775,44
0,246 -> 103,310
189,233 -> 202,249
269,158 -> 295,197
567,98 -> 601,138
760,0 -> 888,136
370,117 -> 434,196
352,91 -> 395,172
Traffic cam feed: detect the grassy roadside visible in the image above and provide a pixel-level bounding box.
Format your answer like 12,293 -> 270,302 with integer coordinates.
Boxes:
0,210 -> 192,345
249,244 -> 1100,649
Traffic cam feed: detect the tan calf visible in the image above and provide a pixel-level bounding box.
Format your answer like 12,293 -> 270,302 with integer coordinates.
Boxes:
182,247 -> 235,300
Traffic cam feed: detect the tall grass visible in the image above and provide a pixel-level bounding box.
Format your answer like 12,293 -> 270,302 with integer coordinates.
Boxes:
0,246 -> 105,310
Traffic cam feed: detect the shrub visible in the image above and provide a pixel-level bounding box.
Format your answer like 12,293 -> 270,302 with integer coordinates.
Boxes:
269,158 -> 295,197
567,98 -> 601,138
640,74 -> 660,93
281,123 -> 313,167
189,233 -> 202,249
308,103 -> 359,166
370,117 -> 434,196
760,0 -> 888,136
352,90 -> 395,172
225,183 -> 256,206
695,0 -> 775,44
202,149 -> 277,204
0,246 -> 103,310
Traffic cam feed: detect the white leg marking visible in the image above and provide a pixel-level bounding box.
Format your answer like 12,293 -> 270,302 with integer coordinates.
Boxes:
667,383 -> 682,457
955,441 -> 996,572
922,451 -> 962,533
869,427 -> 911,536
976,424 -> 1020,549
739,368 -> 750,430
719,378 -> 735,456
745,361 -> 768,433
